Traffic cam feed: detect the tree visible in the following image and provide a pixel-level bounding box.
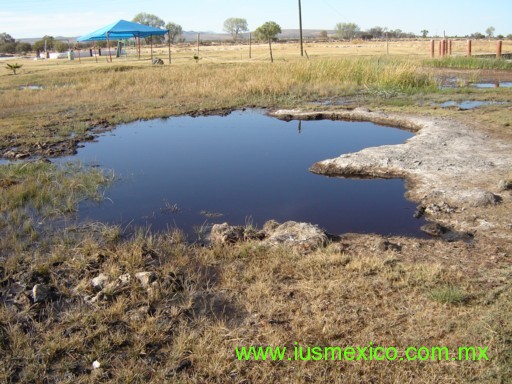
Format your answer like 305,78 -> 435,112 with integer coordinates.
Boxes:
470,32 -> 485,40
0,32 -> 15,45
319,30 -> 328,39
390,29 -> 403,38
367,26 -> 384,39
33,36 -> 55,51
165,22 -> 183,44
223,18 -> 249,42
421,30 -> 429,38
132,12 -> 166,43
16,42 -> 32,53
0,43 -> 16,54
335,22 -> 360,40
54,41 -> 69,53
485,26 -> 495,39
255,21 -> 282,63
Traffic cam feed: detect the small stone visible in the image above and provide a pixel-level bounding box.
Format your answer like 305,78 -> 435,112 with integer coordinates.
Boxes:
375,239 -> 402,252
498,179 -> 512,191
210,223 -> 245,244
420,223 -> 449,237
3,150 -> 16,158
15,153 -> 30,160
263,220 -> 280,234
91,274 -> 109,291
413,205 -> 425,219
265,221 -> 328,252
32,284 -> 50,303
135,272 -> 157,289
473,191 -> 501,207
424,202 -> 455,215
376,239 -> 389,252
117,273 -> 131,286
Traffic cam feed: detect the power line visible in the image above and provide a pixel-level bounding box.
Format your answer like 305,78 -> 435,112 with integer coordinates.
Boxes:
320,0 -> 349,23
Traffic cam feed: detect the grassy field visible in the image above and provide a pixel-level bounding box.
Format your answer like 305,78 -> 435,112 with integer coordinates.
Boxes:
1,40 -> 512,383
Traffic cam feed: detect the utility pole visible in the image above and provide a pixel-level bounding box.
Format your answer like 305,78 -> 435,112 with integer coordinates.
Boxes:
298,0 -> 304,56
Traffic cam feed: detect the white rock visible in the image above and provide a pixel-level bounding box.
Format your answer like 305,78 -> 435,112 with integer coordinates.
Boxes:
91,274 -> 109,291
135,272 -> 157,288
32,284 -> 50,303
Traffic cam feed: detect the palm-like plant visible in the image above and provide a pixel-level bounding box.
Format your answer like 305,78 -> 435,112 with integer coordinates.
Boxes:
6,63 -> 23,75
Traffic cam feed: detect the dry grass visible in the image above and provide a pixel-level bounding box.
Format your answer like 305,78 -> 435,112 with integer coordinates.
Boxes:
0,45 -> 439,152
1,39 -> 512,383
1,228 -> 511,383
2,39 -> 511,153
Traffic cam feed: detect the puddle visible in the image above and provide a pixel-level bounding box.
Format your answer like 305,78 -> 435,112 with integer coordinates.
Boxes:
19,85 -> 44,90
437,100 -> 502,110
438,78 -> 512,90
58,110 -> 426,238
472,82 -> 512,88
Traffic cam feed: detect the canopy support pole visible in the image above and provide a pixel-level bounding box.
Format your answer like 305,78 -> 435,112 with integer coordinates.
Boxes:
168,31 -> 171,64
150,36 -> 153,62
107,32 -> 113,62
138,35 -> 141,59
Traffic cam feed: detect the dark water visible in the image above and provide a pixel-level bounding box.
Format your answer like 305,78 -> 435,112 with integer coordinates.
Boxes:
61,110 -> 425,238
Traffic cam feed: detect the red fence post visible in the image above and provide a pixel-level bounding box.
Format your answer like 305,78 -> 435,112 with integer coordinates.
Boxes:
496,40 -> 502,59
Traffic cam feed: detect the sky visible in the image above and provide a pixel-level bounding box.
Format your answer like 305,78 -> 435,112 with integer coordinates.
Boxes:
0,0 -> 510,39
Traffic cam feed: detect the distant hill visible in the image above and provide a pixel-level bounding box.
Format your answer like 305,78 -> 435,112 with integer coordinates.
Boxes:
18,29 -> 334,44
18,36 -> 77,44
181,29 -> 334,41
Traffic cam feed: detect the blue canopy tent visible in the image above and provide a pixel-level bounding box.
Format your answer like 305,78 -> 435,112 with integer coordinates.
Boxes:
77,20 -> 170,63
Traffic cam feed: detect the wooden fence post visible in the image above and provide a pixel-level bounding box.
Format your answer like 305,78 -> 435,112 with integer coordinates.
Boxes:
496,40 -> 502,59
467,39 -> 472,57
168,31 -> 172,64
430,39 -> 435,58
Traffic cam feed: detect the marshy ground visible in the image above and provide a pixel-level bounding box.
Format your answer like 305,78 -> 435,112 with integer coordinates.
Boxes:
1,40 -> 511,383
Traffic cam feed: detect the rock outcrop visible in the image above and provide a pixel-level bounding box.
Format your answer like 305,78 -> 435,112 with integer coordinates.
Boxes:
210,221 -> 329,252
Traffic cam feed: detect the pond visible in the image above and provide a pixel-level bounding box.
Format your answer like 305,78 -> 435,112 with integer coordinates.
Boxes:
61,110 -> 425,238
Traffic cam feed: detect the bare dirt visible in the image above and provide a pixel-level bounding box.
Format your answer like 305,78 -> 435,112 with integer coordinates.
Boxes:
271,108 -> 512,243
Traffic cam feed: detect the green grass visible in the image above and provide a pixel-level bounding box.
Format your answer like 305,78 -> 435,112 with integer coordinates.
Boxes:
0,161 -> 113,254
425,56 -> 512,70
0,44 -> 511,383
429,284 -> 470,305
0,57 -> 436,153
